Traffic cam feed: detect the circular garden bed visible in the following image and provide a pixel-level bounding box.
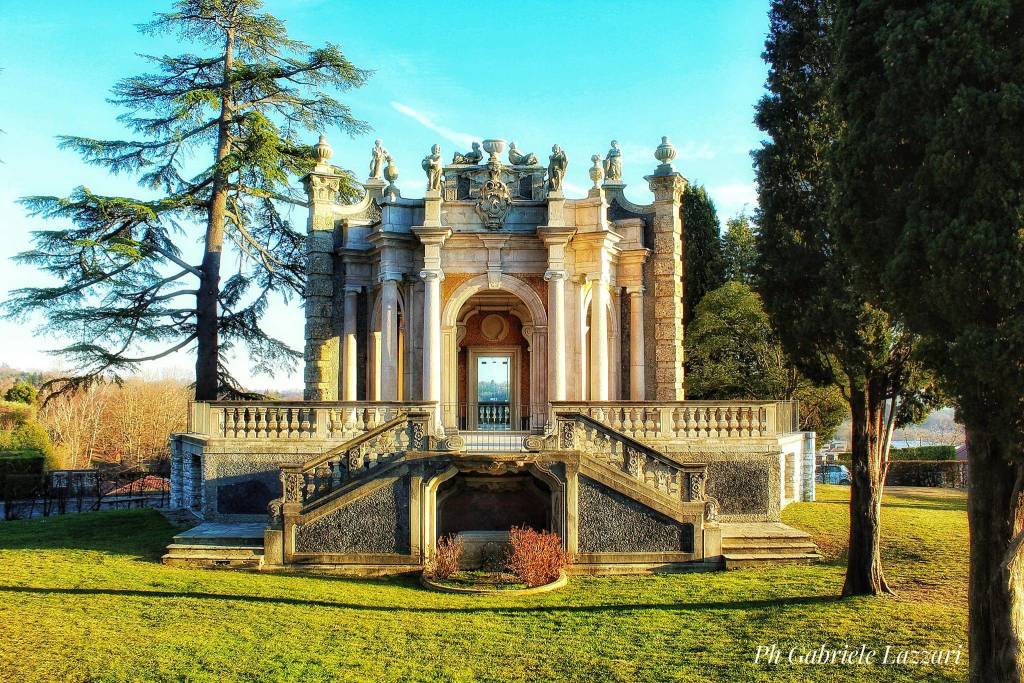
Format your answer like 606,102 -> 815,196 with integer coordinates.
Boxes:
420,569 -> 568,595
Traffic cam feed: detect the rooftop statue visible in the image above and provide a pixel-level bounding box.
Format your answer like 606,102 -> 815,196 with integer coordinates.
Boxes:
508,142 -> 538,166
422,144 -> 443,192
451,142 -> 483,165
547,144 -> 568,192
602,140 -> 622,182
369,139 -> 389,180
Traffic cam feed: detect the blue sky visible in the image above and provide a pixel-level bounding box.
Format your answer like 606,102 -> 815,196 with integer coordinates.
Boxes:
0,0 -> 771,391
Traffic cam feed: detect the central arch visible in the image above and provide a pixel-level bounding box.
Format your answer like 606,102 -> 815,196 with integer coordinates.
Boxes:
440,274 -> 548,431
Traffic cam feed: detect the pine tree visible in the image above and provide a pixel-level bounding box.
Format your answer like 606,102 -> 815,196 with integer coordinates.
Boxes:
681,184 -> 725,323
753,0 -> 935,596
832,0 -> 1024,676
5,0 -> 368,399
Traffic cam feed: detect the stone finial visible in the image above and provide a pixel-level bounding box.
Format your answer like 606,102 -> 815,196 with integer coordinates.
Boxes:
653,136 -> 677,175
589,154 -> 604,189
384,155 -> 398,184
314,134 -> 333,165
481,139 -> 507,164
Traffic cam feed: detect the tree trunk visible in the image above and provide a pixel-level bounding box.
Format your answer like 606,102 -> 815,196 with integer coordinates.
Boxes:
843,382 -> 893,595
966,425 -> 1024,682
194,29 -> 235,401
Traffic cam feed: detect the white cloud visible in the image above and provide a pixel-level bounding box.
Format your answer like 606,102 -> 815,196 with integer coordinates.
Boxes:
562,181 -> 587,196
390,101 -> 480,150
708,182 -> 758,217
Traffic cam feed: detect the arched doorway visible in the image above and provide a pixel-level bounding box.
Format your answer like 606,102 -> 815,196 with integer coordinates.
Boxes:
441,274 -> 548,432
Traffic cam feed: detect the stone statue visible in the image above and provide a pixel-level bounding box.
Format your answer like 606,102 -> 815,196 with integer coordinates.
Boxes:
507,142 -> 538,166
369,139 -> 388,179
451,142 -> 483,165
602,140 -> 622,182
422,144 -> 443,192
547,144 -> 568,192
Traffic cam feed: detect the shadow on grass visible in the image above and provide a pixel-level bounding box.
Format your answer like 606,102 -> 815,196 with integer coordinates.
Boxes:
0,584 -> 845,614
0,509 -> 177,560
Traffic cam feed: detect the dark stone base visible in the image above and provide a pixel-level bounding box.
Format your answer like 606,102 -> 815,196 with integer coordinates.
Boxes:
577,476 -> 694,553
707,460 -> 771,515
295,477 -> 411,554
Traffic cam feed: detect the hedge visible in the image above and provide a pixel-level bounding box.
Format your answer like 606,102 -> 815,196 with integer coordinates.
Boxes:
837,444 -> 956,464
884,460 -> 967,489
0,419 -> 59,471
0,451 -> 45,499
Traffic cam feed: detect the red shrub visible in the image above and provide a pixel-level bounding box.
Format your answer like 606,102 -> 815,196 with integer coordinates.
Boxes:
425,534 -> 463,580
507,527 -> 567,587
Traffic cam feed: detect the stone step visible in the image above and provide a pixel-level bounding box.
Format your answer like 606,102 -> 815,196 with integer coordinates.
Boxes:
161,543 -> 264,569
170,534 -> 264,548
170,522 -> 266,548
723,552 -> 823,570
721,538 -> 819,551
164,544 -> 264,559
722,546 -> 820,557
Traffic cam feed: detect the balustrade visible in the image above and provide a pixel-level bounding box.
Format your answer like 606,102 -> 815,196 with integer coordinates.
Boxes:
556,413 -> 712,509
275,412 -> 429,511
550,400 -> 799,440
188,401 -> 436,441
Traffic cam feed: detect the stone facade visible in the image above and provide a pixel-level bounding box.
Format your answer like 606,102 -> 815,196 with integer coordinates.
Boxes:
167,134 -> 816,575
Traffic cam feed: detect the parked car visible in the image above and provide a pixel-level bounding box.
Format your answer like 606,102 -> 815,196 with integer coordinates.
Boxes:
816,464 -> 852,485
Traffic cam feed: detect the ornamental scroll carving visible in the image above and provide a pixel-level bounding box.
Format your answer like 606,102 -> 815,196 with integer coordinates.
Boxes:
282,471 -> 304,503
475,164 -> 512,229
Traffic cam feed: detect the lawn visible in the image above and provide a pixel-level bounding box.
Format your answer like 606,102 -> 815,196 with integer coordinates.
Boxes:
0,485 -> 967,682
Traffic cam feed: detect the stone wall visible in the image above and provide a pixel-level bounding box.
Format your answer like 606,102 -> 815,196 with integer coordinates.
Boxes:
294,477 -> 411,554
577,475 -> 694,553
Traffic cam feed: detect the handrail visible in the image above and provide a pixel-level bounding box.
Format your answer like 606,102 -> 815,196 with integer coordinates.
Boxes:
275,411 -> 429,513
298,411 -> 428,473
554,411 -> 711,508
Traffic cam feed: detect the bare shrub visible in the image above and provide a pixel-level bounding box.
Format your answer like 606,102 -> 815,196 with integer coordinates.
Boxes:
479,541 -> 509,573
424,534 -> 463,580
507,527 -> 567,587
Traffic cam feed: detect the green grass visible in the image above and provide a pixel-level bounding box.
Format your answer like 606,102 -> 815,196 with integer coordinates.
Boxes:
0,485 -> 967,682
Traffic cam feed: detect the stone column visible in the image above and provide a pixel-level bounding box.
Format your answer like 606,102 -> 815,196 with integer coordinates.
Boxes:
379,275 -> 401,401
342,286 -> 360,401
421,269 -> 442,416
301,138 -> 342,400
544,270 -> 568,401
412,225 -> 451,432
539,226 -> 575,404
646,137 -> 688,401
628,286 -> 646,400
589,275 -> 610,401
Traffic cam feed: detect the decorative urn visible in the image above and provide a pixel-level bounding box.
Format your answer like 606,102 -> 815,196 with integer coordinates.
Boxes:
481,139 -> 507,163
313,134 -> 333,165
654,136 -> 677,174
